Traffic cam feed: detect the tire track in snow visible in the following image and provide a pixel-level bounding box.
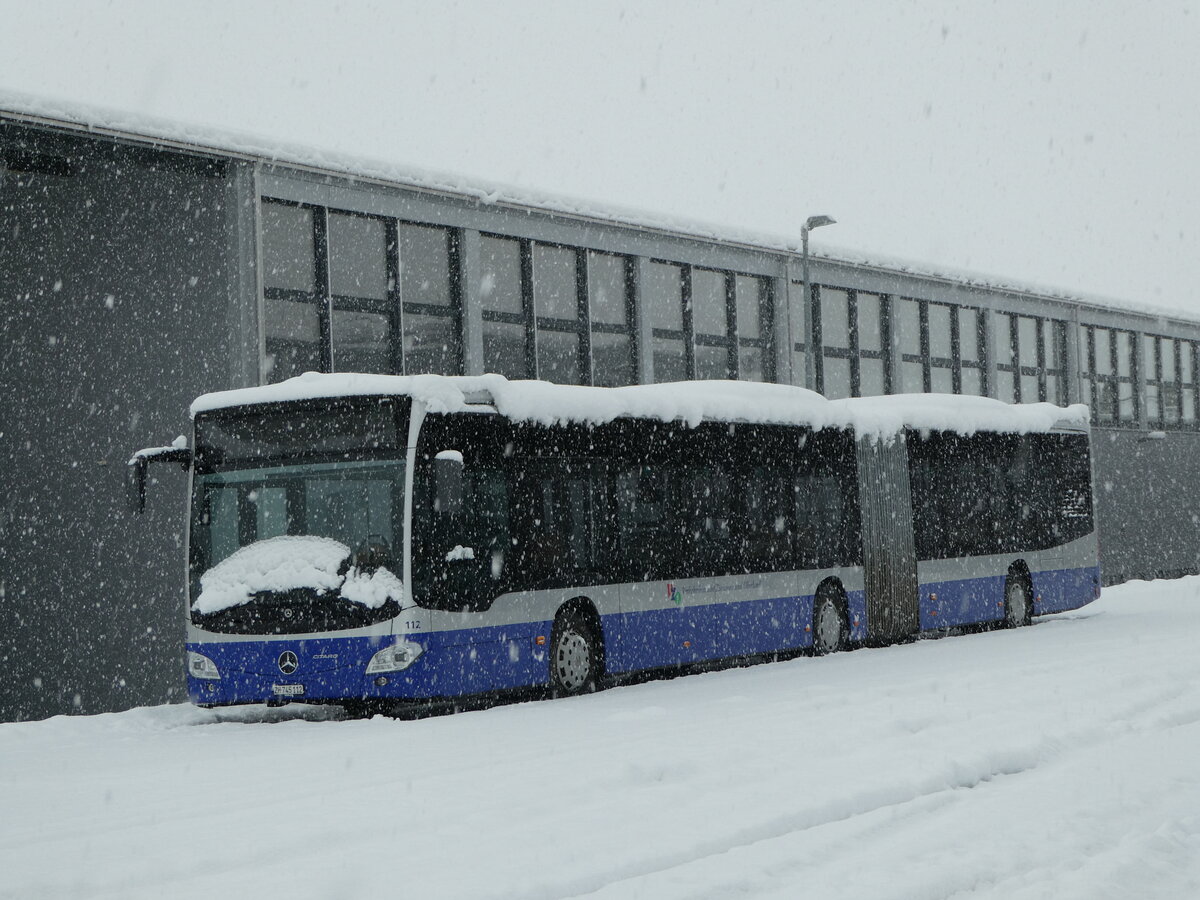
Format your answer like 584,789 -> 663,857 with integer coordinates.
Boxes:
522,746 -> 1052,900
525,679 -> 1200,900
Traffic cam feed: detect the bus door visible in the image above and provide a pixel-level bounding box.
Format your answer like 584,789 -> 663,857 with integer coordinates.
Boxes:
856,433 -> 920,643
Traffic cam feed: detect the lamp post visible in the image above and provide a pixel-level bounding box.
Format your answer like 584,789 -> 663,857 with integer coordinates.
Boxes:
800,214 -> 836,391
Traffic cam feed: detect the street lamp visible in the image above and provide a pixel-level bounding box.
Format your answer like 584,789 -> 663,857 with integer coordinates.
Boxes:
800,214 -> 836,391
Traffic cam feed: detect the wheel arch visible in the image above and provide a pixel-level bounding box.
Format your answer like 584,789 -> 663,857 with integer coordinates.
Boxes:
811,577 -> 850,654
815,576 -> 850,619
552,596 -> 606,676
1007,559 -> 1034,596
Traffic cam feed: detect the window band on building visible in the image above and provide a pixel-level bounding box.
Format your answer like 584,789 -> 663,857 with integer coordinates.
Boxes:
260,202 -> 779,390
993,312 -> 1067,404
642,261 -> 773,384
587,250 -> 638,387
815,285 -> 890,399
533,242 -> 588,384
259,194 -> 1200,438
1142,334 -> 1198,428
260,197 -> 462,383
1079,325 -> 1138,426
261,200 -> 327,381
736,274 -> 773,383
692,266 -> 736,380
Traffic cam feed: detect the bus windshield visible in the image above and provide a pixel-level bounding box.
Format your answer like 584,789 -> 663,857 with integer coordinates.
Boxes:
189,400 -> 408,634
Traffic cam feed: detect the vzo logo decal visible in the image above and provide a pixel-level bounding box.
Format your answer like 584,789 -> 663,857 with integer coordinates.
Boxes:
666,583 -> 683,606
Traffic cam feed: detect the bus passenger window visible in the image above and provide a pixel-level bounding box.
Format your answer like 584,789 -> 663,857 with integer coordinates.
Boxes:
616,466 -> 668,580
468,469 -> 510,582
517,479 -> 572,580
508,464 -> 606,589
794,475 -> 843,570
674,468 -> 735,576
741,467 -> 793,573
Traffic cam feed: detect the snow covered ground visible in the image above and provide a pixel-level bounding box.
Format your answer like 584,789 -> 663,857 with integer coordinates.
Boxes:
3,577 -> 1200,899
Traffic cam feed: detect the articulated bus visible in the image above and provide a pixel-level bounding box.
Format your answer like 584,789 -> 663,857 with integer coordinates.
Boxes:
129,374 -> 1100,711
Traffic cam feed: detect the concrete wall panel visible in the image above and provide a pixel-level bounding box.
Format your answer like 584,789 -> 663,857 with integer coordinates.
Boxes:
0,127 -> 243,721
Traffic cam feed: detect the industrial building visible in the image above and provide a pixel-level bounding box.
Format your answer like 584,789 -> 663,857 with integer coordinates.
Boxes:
3,105 -> 1198,721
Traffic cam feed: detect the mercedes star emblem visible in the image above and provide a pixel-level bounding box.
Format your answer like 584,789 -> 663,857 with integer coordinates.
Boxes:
277,650 -> 299,675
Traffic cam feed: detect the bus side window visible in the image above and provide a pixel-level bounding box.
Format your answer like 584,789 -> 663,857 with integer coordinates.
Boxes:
741,467 -> 793,574
563,465 -> 611,575
469,468 -> 510,584
1024,434 -> 1094,549
671,466 -> 735,577
616,465 -> 667,581
507,462 -> 607,589
794,474 -> 844,570
994,436 -> 1034,553
1055,435 -> 1095,539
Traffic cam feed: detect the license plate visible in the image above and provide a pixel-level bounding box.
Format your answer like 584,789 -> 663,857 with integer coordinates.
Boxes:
272,684 -> 305,697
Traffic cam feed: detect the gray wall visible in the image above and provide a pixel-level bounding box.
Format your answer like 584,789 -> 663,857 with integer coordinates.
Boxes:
1091,428 -> 1200,584
0,125 -> 250,721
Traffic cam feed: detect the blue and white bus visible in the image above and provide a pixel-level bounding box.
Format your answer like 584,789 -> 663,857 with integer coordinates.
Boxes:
129,374 -> 1100,710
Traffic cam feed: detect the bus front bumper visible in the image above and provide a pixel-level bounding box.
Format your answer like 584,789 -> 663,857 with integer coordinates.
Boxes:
186,626 -> 549,706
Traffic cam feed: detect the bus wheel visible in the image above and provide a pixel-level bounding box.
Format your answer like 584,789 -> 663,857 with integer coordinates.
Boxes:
812,592 -> 847,656
1005,576 -> 1032,628
550,614 -> 599,696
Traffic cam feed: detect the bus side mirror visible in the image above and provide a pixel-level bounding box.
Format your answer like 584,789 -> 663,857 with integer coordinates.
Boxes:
434,450 -> 464,517
127,443 -> 192,514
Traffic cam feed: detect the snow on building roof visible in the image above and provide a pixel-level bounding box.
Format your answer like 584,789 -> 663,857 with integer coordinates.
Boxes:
190,372 -> 1088,438
2,90 -> 1194,328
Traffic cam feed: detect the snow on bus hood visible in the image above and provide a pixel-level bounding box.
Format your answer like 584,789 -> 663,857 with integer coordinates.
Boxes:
192,535 -> 404,615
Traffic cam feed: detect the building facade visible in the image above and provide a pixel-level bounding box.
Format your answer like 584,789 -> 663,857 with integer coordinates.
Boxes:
3,110 -> 1198,720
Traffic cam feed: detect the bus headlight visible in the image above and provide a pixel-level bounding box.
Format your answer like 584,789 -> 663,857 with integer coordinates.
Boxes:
187,651 -> 221,680
365,640 -> 424,674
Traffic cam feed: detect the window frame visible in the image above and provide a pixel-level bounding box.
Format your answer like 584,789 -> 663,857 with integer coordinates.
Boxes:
1142,334 -> 1197,429
646,261 -> 774,383
893,297 -> 986,397
532,241 -> 589,385
1080,325 -> 1139,427
994,313 -> 1067,404
814,285 -> 892,398
260,197 -> 463,382
586,250 -> 638,387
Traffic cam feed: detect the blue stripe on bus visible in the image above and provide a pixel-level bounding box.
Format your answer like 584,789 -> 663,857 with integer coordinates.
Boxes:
606,595 -> 812,673
917,564 -> 1100,629
917,574 -> 1007,629
1030,564 -> 1101,615
186,566 -> 1096,705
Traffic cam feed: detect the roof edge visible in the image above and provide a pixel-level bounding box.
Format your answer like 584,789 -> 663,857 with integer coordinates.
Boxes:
4,92 -> 1196,329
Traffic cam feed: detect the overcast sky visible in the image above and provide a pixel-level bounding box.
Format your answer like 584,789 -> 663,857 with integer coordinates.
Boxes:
2,1 -> 1198,315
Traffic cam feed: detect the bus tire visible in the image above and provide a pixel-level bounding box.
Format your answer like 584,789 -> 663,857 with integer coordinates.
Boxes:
812,590 -> 847,656
549,612 -> 601,696
1005,574 -> 1032,628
